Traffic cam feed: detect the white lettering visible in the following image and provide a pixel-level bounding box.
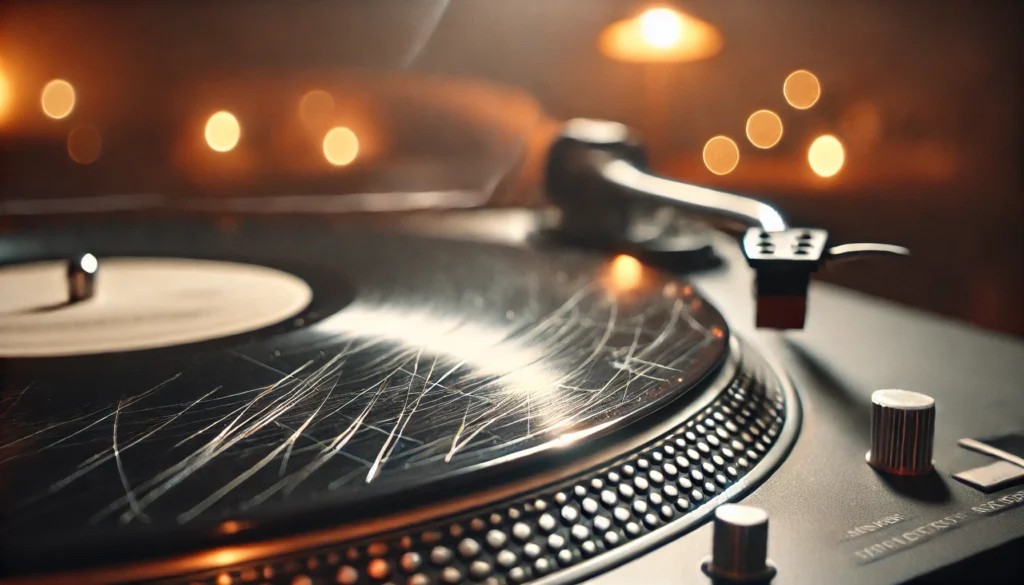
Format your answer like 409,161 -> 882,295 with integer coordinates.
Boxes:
973,491 -> 1024,515
845,514 -> 907,539
855,512 -> 971,563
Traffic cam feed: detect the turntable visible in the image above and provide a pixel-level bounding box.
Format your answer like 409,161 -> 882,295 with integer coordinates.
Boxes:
2,5 -> 1024,585
1,201 -> 799,585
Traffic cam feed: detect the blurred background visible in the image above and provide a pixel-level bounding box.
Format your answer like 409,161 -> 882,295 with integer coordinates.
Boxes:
1,0 -> 1021,335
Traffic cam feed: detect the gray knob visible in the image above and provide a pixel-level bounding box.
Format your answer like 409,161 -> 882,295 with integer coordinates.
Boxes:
67,253 -> 98,304
702,504 -> 776,582
866,389 -> 935,476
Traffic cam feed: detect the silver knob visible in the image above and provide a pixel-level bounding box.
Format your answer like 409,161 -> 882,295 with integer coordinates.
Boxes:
866,389 -> 935,476
67,253 -> 98,304
701,504 -> 776,582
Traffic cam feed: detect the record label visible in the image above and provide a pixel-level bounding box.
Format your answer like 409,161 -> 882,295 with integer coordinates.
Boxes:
0,258 -> 313,357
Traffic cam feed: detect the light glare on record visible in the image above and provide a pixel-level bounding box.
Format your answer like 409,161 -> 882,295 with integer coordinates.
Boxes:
41,79 -> 76,119
702,135 -> 740,175
808,135 -> 845,177
205,111 -> 241,152
783,70 -> 821,110
323,126 -> 359,166
67,125 -> 102,164
745,110 -> 783,149
639,7 -> 684,48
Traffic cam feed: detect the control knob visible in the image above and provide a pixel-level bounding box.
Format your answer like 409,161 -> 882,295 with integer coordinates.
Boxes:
702,504 -> 776,582
866,389 -> 935,476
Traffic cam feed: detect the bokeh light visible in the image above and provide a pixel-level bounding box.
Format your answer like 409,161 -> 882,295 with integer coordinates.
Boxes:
745,109 -> 783,149
783,70 -> 820,110
322,126 -> 359,166
299,89 -> 335,130
0,68 -> 10,121
41,79 -> 75,119
702,135 -> 740,175
639,8 -> 683,48
609,254 -> 643,291
67,125 -> 102,164
808,135 -> 845,177
205,111 -> 241,152
598,6 -> 723,63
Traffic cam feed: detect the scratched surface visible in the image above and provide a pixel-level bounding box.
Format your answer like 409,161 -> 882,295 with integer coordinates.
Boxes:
0,221 -> 727,565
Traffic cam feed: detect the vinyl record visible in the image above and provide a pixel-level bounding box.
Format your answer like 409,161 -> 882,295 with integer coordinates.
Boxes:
0,220 -> 729,571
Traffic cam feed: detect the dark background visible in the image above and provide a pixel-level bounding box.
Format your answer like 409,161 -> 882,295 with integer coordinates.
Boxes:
1,0 -> 1021,335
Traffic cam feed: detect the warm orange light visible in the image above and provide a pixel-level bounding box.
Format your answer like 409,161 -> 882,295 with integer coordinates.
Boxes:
702,135 -> 739,175
745,110 -> 783,149
640,8 -> 683,48
205,111 -> 240,152
367,559 -> 390,580
784,70 -> 820,110
217,520 -> 250,535
609,254 -> 644,290
598,6 -> 723,63
322,126 -> 359,166
299,89 -> 334,131
41,79 -> 75,119
215,572 -> 232,585
808,135 -> 845,177
67,125 -> 102,164
201,548 -> 248,567
0,68 -> 10,122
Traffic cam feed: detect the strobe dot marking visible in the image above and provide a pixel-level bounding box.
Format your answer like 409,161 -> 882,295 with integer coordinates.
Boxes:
497,550 -> 517,567
430,547 -> 452,565
195,372 -> 787,585
486,530 -> 507,549
558,549 -> 573,566
539,513 -> 557,532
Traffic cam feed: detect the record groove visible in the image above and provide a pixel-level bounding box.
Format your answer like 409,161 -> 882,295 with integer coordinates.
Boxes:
0,221 -> 732,578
